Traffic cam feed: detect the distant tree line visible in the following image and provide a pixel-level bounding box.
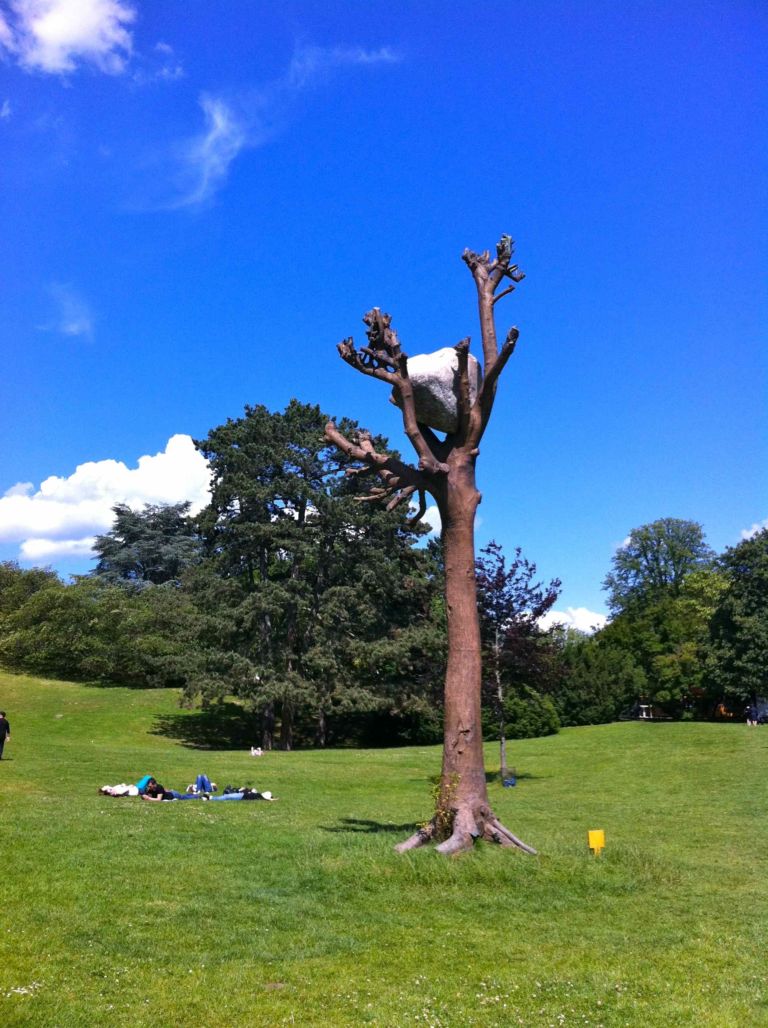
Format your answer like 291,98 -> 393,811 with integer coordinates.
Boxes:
556,518 -> 767,724
0,401 -> 765,746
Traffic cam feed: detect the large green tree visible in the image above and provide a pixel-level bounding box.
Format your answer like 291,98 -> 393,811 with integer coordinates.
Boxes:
596,519 -> 719,712
194,399 -> 439,749
599,566 -> 726,710
554,629 -> 646,725
93,502 -> 201,587
0,561 -> 61,620
604,518 -> 714,615
705,528 -> 768,705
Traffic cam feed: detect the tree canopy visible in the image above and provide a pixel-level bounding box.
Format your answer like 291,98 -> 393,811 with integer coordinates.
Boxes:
705,529 -> 768,704
603,518 -> 714,614
93,502 -> 201,587
193,399 -> 440,748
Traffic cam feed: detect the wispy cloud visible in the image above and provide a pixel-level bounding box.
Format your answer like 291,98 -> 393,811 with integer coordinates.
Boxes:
158,43 -> 399,210
0,0 -> 136,75
165,94 -> 248,210
0,434 -> 212,564
42,283 -> 95,340
286,44 -> 399,88
131,39 -> 184,85
0,98 -> 10,119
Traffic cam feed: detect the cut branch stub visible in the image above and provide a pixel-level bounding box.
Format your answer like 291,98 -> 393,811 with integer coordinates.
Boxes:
363,308 -> 404,362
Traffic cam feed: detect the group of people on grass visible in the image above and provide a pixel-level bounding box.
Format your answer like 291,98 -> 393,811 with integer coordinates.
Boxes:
100,773 -> 274,801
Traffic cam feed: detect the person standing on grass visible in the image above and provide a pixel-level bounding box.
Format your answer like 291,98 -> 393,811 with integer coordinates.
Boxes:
0,711 -> 10,759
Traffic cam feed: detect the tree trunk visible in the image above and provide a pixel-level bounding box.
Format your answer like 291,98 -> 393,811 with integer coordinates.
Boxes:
280,699 -> 293,751
499,732 -> 509,782
261,702 -> 275,751
316,708 -> 327,748
495,629 -> 508,780
437,455 -> 486,826
396,452 -> 536,856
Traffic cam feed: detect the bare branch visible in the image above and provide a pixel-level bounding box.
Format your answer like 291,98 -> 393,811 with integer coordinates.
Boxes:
479,326 -> 519,398
395,371 -> 450,475
468,326 -> 519,447
416,423 -> 449,463
462,236 -> 524,376
385,484 -> 417,511
453,337 -> 472,440
492,285 -> 515,306
325,421 -> 428,510
463,247 -> 497,369
337,336 -> 397,385
488,235 -> 525,293
406,489 -> 427,528
362,308 -> 449,475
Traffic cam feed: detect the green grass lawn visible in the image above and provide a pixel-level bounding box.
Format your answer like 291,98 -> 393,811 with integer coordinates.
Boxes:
1,670 -> 766,1027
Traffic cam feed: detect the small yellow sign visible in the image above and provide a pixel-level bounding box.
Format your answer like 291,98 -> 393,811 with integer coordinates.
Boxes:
588,829 -> 605,855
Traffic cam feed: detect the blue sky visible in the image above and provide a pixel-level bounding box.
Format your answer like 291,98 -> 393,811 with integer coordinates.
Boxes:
1,0 -> 765,628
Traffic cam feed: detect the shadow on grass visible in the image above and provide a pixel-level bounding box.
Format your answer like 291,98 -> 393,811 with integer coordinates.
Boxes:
82,677 -> 159,691
320,818 -> 418,835
151,703 -> 260,750
485,770 -> 542,783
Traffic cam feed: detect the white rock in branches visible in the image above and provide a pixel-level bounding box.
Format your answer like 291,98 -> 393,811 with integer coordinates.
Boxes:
390,347 -> 482,434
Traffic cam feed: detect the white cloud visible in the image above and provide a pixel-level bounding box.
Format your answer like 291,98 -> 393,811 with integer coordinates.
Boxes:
422,504 -> 441,535
0,434 -> 212,563
4,481 -> 33,497
20,536 -> 97,560
0,98 -> 10,119
539,607 -> 608,635
741,518 -> 768,540
43,282 -> 94,339
0,9 -> 15,48
1,0 -> 135,74
160,43 -> 398,210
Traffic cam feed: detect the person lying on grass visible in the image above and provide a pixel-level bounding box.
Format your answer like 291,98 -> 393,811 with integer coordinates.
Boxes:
185,773 -> 217,794
202,787 -> 275,801
141,780 -> 202,801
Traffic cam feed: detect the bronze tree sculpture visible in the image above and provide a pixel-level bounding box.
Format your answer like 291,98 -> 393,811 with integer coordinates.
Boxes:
325,236 -> 536,856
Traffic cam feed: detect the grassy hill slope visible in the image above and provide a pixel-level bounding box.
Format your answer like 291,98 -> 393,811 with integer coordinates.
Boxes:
1,671 -> 766,1026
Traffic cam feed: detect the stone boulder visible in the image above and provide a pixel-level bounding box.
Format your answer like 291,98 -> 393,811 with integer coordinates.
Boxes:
390,347 -> 482,434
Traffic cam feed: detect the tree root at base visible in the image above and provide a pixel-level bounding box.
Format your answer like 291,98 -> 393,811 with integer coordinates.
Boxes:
394,804 -> 537,856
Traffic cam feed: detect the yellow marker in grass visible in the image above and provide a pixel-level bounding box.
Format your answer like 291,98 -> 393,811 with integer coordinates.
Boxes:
588,829 -> 605,855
